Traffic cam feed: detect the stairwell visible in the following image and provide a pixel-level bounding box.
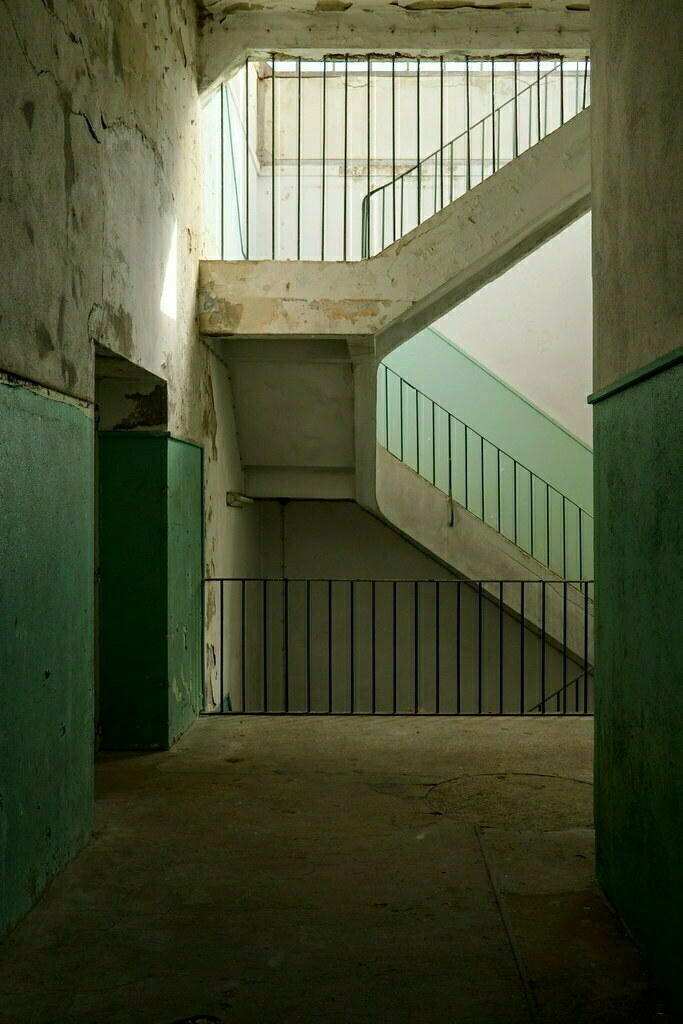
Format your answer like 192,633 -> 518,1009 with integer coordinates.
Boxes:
199,73 -> 593,712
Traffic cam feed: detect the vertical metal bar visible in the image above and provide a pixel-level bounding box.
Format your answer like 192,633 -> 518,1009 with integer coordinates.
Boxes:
465,57 -> 471,191
431,400 -> 436,485
529,472 -> 534,558
513,460 -> 518,545
491,58 -> 496,172
384,364 -> 390,449
306,579 -> 311,713
546,484 -> 551,568
392,580 -> 398,714
399,376 -> 404,461
456,580 -> 462,713
435,581 -> 440,714
271,58 -> 276,260
433,154 -> 438,215
498,581 -> 504,714
367,59 -> 371,256
562,581 -> 568,714
513,58 -> 519,158
449,141 -> 454,202
415,387 -> 420,476
519,582 -> 525,714
536,57 -> 541,142
321,55 -> 327,260
562,496 -> 567,578
478,581 -> 483,713
371,580 -> 376,714
343,57 -> 349,261
220,84 -> 225,260
541,581 -> 546,714
464,424 -> 469,509
447,413 -> 453,500
414,580 -> 419,713
328,579 -> 333,712
579,509 -> 584,581
560,56 -> 565,125
349,579 -> 354,713
392,58 -> 397,239
381,189 -> 386,249
480,435 -> 485,520
497,448 -> 501,532
219,580 -> 225,711
582,56 -> 589,109
245,60 -> 250,258
439,56 -> 445,209
263,579 -> 268,711
296,57 -> 302,260
241,578 -> 246,712
283,579 -> 289,712
583,582 -> 589,714
416,58 -> 421,223
400,175 -> 404,236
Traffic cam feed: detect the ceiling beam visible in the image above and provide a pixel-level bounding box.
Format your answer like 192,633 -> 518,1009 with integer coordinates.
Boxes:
198,8 -> 590,97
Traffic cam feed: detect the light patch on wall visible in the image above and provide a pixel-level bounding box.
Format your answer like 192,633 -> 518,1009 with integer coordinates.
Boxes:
160,221 -> 178,320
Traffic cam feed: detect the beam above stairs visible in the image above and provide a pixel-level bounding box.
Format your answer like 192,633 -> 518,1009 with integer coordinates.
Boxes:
198,9 -> 590,97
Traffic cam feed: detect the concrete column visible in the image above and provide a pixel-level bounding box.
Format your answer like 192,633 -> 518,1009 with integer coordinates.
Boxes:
591,0 -> 683,1010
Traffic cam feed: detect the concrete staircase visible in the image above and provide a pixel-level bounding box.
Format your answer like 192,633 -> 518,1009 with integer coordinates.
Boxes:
199,110 -> 592,601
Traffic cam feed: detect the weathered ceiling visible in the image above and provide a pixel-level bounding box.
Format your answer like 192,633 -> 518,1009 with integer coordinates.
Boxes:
202,1 -> 587,14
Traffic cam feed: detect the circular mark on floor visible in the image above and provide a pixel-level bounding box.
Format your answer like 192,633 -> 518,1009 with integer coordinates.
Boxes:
425,773 -> 593,829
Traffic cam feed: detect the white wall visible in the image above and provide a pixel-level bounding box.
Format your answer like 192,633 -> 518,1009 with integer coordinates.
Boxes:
433,214 -> 593,444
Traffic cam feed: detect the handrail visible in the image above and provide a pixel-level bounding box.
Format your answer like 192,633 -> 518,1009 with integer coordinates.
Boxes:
205,576 -> 593,716
361,56 -> 591,257
365,61 -> 561,202
379,363 -> 594,580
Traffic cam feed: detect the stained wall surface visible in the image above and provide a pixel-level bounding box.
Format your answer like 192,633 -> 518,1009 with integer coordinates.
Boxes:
0,381 -> 94,938
0,0 -> 257,936
591,0 -> 683,1009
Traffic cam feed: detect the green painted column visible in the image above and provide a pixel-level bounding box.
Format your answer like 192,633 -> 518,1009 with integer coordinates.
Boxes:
0,381 -> 94,939
593,360 -> 683,1007
98,433 -> 203,750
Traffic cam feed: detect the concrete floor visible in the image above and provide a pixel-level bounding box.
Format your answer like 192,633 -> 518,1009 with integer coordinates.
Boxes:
0,716 -> 673,1024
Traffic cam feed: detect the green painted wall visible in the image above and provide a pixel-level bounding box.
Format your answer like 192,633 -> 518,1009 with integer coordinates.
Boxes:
383,327 -> 593,509
98,434 -> 203,750
381,327 -> 594,577
594,362 -> 683,1007
0,381 -> 94,938
167,438 -> 204,743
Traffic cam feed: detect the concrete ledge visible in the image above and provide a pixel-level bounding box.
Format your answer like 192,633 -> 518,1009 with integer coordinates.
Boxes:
199,9 -> 590,98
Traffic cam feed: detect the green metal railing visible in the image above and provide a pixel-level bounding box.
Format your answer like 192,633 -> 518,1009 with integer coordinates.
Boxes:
361,57 -> 591,258
378,364 -> 594,580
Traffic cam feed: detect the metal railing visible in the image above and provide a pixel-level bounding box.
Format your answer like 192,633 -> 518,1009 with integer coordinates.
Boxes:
378,364 -> 594,580
207,56 -> 590,263
361,56 -> 591,257
205,577 -> 593,716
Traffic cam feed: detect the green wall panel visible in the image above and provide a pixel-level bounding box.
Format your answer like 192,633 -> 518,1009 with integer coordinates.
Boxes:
0,382 -> 94,938
98,435 -> 168,749
167,438 -> 204,744
383,327 -> 593,510
98,433 -> 202,751
594,361 -> 683,1006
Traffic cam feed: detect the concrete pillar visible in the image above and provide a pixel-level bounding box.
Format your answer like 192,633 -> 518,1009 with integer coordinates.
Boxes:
591,0 -> 683,1009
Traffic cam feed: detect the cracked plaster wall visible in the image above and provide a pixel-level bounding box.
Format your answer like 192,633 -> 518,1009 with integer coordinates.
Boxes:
0,0 -> 258,595
0,0 -> 259,932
